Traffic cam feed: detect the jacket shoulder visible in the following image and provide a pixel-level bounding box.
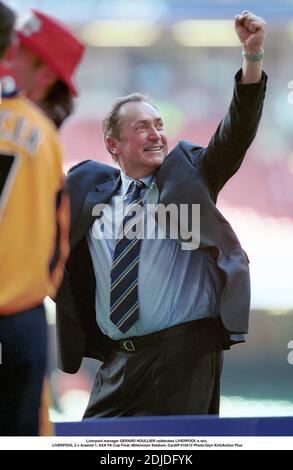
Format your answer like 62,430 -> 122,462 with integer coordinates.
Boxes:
168,140 -> 204,166
177,140 -> 203,159
66,160 -> 119,190
178,140 -> 202,152
68,159 -> 118,177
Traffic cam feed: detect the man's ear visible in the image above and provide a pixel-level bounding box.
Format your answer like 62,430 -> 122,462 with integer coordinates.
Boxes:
105,136 -> 119,157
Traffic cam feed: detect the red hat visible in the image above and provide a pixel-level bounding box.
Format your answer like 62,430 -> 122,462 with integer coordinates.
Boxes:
16,9 -> 84,96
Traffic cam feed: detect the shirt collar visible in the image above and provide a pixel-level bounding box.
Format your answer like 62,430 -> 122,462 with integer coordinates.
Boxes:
120,171 -> 154,198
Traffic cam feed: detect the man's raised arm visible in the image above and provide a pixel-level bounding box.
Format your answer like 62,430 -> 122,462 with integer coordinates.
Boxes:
235,10 -> 266,84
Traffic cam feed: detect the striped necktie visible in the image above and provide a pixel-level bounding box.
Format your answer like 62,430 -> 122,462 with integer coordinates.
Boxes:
110,180 -> 145,333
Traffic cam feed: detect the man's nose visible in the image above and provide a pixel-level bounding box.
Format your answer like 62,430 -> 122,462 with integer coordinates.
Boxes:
148,127 -> 160,140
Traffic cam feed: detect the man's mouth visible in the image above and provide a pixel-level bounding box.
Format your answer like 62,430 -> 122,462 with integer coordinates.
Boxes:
144,146 -> 163,152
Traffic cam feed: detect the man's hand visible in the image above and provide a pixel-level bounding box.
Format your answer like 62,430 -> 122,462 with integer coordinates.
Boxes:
235,10 -> 266,54
235,11 -> 266,84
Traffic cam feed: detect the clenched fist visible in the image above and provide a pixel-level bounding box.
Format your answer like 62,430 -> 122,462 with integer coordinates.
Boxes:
235,10 -> 266,53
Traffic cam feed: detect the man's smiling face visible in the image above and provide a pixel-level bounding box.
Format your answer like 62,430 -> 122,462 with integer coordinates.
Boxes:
108,101 -> 168,177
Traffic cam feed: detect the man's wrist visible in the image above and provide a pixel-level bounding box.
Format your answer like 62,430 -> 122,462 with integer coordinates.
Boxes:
242,47 -> 264,62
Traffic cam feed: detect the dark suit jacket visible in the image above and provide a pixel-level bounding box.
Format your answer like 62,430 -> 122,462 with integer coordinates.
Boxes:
56,70 -> 267,373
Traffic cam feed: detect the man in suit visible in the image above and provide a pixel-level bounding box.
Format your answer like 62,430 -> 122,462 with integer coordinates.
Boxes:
56,11 -> 267,416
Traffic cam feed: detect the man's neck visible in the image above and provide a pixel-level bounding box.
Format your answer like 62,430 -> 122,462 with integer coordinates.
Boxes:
120,168 -> 155,179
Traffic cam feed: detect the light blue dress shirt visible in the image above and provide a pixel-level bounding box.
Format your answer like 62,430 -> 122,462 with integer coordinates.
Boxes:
87,171 -> 222,340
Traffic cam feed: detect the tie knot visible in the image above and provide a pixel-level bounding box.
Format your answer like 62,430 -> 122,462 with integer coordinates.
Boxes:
127,180 -> 145,201
133,180 -> 144,190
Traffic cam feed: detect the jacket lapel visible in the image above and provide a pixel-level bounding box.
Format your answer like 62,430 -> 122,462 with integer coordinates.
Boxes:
71,176 -> 121,249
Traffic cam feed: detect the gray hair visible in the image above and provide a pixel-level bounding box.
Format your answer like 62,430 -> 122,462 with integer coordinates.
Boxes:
102,93 -> 157,160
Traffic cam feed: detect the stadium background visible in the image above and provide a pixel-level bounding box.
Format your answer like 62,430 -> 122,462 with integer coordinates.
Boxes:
6,0 -> 293,421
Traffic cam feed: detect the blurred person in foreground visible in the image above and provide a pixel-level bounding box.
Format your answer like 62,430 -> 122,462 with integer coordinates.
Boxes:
0,2 -> 70,435
3,8 -> 85,434
57,11 -> 267,417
